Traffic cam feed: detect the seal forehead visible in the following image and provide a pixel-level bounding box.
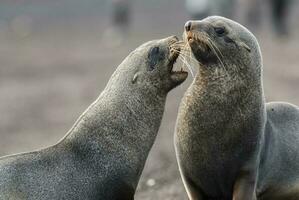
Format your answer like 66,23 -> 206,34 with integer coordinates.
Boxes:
129,41 -> 155,60
128,40 -> 163,63
205,17 -> 254,37
138,39 -> 160,50
203,16 -> 259,50
204,16 -> 237,26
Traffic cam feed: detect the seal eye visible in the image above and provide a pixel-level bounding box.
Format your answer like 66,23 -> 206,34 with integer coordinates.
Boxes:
214,27 -> 225,36
151,46 -> 159,54
148,46 -> 163,71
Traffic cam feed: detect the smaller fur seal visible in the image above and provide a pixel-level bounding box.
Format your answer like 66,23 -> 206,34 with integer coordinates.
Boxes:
0,36 -> 188,200
175,16 -> 299,200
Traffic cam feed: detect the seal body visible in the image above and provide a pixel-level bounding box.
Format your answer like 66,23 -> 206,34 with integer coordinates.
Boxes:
258,102 -> 299,200
0,36 -> 187,200
175,16 -> 299,200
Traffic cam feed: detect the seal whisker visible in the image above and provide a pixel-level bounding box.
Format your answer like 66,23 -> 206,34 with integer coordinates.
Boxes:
201,34 -> 229,77
182,42 -> 197,77
170,44 -> 191,50
171,43 -> 198,63
170,41 -> 188,47
207,41 -> 230,78
169,47 -> 193,75
201,37 -> 230,79
207,38 -> 224,58
193,30 -> 225,59
178,56 -> 195,78
175,40 -> 201,77
172,47 -> 191,52
171,49 -> 200,65
171,42 -> 185,46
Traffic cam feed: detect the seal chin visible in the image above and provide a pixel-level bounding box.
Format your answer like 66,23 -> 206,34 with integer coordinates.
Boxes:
168,41 -> 188,87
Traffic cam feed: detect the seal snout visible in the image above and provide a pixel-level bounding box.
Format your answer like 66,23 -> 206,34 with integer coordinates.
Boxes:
169,45 -> 180,63
183,21 -> 208,50
167,36 -> 181,65
167,37 -> 188,87
183,21 -> 213,64
184,21 -> 196,42
187,32 -> 210,60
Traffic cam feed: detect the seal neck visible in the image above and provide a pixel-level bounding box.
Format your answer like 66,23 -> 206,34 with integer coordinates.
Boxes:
64,83 -> 165,147
184,70 -> 266,139
59,76 -> 166,187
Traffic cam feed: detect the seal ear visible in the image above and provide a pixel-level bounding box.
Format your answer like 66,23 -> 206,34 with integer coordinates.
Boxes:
237,41 -> 251,53
132,73 -> 139,84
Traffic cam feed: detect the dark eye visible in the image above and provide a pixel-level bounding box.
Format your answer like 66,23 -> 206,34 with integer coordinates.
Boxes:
214,27 -> 225,36
148,46 -> 163,71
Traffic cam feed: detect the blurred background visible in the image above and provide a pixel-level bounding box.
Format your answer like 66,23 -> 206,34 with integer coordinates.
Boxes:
0,0 -> 298,199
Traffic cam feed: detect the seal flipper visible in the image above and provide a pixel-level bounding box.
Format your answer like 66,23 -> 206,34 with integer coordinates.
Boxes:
182,174 -> 205,200
258,185 -> 299,200
232,170 -> 258,200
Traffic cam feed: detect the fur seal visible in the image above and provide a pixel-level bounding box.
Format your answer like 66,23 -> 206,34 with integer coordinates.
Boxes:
174,16 -> 299,200
0,36 -> 188,200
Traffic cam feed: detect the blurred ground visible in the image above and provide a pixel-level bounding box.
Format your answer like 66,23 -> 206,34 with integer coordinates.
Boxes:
0,0 -> 298,199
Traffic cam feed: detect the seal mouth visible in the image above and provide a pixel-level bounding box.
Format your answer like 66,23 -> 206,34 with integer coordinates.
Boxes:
185,31 -> 213,63
168,37 -> 188,84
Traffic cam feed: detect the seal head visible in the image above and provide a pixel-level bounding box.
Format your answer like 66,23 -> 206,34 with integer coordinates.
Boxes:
183,16 -> 261,85
123,36 -> 188,94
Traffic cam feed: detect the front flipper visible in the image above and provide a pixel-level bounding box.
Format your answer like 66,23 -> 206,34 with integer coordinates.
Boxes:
233,170 -> 257,200
185,176 -> 205,200
179,169 -> 205,200
258,185 -> 299,200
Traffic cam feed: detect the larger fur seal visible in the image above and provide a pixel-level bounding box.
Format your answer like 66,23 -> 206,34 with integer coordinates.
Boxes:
175,16 -> 299,200
0,36 -> 188,200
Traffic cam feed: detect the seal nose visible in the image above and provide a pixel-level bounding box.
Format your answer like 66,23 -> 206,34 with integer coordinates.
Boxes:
185,21 -> 192,32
